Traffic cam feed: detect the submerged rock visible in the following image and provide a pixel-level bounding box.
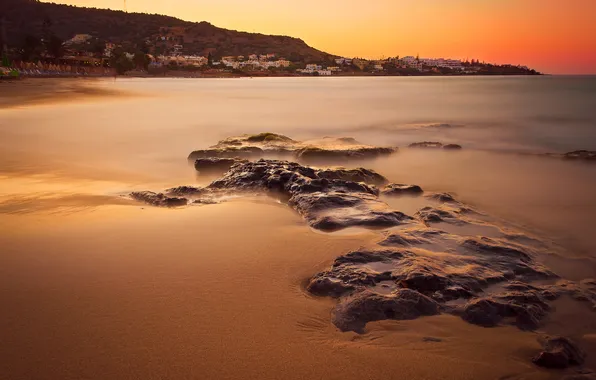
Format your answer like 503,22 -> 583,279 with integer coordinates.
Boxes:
194,157 -> 247,173
382,183 -> 424,196
409,141 -> 444,149
296,146 -> 396,161
443,144 -> 463,150
533,336 -> 586,369
563,150 -> 596,161
332,289 -> 440,332
130,191 -> 188,207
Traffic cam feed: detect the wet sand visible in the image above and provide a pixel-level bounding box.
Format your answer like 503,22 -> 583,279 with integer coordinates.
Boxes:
1,77 -> 596,379
0,78 -> 128,109
0,203 -> 564,380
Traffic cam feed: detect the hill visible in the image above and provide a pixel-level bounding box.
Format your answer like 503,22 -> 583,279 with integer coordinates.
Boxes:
1,0 -> 337,62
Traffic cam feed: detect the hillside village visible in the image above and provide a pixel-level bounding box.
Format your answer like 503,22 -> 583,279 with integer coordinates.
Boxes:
1,1 -> 541,78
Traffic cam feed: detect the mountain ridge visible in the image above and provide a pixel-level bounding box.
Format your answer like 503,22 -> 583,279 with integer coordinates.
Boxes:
1,0 -> 337,62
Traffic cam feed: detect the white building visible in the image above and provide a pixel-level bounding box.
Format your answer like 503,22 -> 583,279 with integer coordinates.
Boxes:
65,34 -> 92,46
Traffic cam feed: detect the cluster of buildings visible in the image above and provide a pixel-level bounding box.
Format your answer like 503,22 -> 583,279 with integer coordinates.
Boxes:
219,55 -> 291,70
398,56 -> 465,70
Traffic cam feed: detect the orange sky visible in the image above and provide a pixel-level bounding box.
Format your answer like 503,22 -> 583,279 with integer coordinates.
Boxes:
45,0 -> 596,74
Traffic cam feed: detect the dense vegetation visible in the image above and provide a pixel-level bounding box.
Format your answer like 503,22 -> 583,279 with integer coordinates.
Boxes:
1,0 -> 335,62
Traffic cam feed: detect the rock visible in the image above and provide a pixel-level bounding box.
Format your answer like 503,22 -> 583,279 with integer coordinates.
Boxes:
443,144 -> 463,150
426,192 -> 458,203
296,146 -> 396,161
165,186 -> 205,196
382,183 -> 424,196
416,206 -> 460,224
245,132 -> 295,143
130,191 -> 188,207
208,159 -> 411,231
461,292 -> 549,330
188,146 -> 265,160
533,336 -> 586,369
194,157 -> 247,173
563,150 -> 596,161
189,133 -> 398,162
409,141 -> 444,149
332,289 -> 440,332
317,167 -> 387,185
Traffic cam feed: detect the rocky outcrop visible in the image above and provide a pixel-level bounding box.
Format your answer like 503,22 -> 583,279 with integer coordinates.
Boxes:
194,157 -> 248,173
188,133 -> 398,162
533,336 -> 586,369
130,191 -> 188,207
381,183 -> 424,196
443,144 -> 463,150
564,150 -> 596,161
317,168 -> 387,185
332,289 -> 440,333
208,159 -> 412,232
408,142 -> 462,150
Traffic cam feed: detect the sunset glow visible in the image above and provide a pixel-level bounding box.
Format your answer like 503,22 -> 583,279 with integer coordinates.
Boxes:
41,0 -> 596,74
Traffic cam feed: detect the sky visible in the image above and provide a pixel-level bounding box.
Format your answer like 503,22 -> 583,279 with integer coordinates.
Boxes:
44,0 -> 596,74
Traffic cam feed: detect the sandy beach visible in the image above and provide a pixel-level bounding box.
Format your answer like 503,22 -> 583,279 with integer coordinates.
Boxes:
1,77 -> 596,380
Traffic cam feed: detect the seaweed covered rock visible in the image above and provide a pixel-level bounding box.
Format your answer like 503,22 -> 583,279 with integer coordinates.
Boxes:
533,336 -> 586,369
382,183 -> 424,196
332,289 -> 440,332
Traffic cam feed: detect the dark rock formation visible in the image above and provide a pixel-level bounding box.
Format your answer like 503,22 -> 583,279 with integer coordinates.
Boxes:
409,141 -> 444,149
189,133 -> 397,162
165,186 -> 205,196
208,159 -> 412,231
245,132 -> 296,143
188,146 -> 265,160
130,191 -> 188,207
332,289 -> 440,332
317,168 -> 387,185
564,150 -> 596,161
426,192 -> 458,203
416,206 -> 461,224
533,336 -> 586,369
382,183 -> 424,196
443,144 -> 463,150
296,146 -> 396,161
194,157 -> 247,173
461,290 -> 551,330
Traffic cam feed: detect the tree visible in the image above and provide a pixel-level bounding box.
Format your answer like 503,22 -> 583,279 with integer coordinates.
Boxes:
47,35 -> 64,60
133,51 -> 149,70
110,49 -> 134,74
207,52 -> 213,67
20,34 -> 41,61
91,39 -> 106,58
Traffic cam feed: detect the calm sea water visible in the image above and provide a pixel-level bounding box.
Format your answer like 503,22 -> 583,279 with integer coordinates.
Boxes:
1,76 -> 595,256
